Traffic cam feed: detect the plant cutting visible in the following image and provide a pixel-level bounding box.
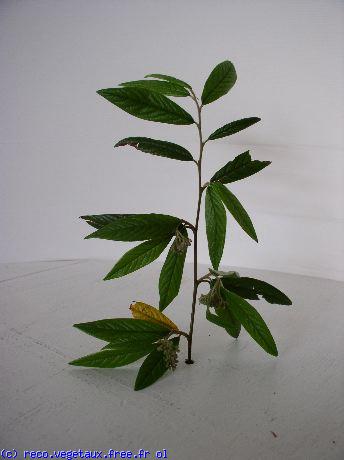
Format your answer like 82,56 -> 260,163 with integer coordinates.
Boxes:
70,60 -> 292,390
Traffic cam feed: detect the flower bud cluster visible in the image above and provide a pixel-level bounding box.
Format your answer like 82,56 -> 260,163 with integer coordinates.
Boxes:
199,278 -> 226,309
171,228 -> 192,254
157,338 -> 180,371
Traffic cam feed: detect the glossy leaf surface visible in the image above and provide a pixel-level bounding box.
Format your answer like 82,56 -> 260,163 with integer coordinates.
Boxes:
212,182 -> 258,242
103,237 -> 171,280
115,137 -> 194,161
85,214 -> 181,242
205,185 -> 227,269
208,117 -> 261,141
201,61 -> 237,105
97,87 -> 194,125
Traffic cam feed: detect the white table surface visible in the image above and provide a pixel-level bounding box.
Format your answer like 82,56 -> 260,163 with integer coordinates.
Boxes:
1,259 -> 343,459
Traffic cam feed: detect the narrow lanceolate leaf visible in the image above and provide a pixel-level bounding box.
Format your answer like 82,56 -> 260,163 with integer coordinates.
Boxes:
130,301 -> 179,330
69,343 -> 155,368
115,137 -> 194,162
103,237 -> 171,280
158,231 -> 188,311
222,289 -> 278,356
206,306 -> 241,338
145,73 -> 192,90
205,185 -> 227,270
80,214 -> 133,230
201,61 -> 237,105
212,182 -> 258,242
135,337 -> 180,390
119,80 -> 189,97
208,117 -> 261,141
221,276 -> 292,305
85,214 -> 181,242
211,151 -> 270,184
97,87 -> 194,125
73,318 -> 170,343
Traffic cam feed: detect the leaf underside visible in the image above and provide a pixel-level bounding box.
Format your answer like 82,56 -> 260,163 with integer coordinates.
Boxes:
145,73 -> 192,90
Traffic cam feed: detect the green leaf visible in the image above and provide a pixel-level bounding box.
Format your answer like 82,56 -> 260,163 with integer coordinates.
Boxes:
80,214 -> 133,230
119,80 -> 189,97
201,61 -> 237,105
145,73 -> 192,90
115,137 -> 194,162
85,214 -> 181,242
102,338 -> 156,350
97,87 -> 194,125
211,151 -> 270,184
206,306 -> 241,338
69,342 -> 155,368
212,182 -> 258,242
103,237 -> 171,280
134,337 -> 180,390
222,288 -> 278,356
222,276 -> 292,305
159,228 -> 188,311
73,318 -> 170,343
208,117 -> 261,141
205,185 -> 227,270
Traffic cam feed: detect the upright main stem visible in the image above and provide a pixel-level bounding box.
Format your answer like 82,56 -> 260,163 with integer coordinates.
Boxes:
185,94 -> 204,364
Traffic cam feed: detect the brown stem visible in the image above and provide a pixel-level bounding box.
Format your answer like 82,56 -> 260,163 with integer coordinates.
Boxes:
185,91 -> 205,364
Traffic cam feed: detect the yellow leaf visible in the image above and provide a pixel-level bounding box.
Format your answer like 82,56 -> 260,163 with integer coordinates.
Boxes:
130,301 -> 179,331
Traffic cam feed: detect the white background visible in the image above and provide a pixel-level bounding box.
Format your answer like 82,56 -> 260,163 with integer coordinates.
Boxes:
1,0 -> 343,280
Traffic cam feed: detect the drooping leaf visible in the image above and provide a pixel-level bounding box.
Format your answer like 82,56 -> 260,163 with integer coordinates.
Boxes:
97,87 -> 194,125
80,214 -> 133,230
145,73 -> 192,90
212,182 -> 258,242
208,117 -> 261,141
205,184 -> 227,270
134,337 -> 180,390
206,306 -> 241,338
211,151 -> 270,184
201,61 -> 237,105
85,214 -> 181,242
69,342 -> 155,368
130,301 -> 179,330
119,79 -> 189,97
115,137 -> 194,162
73,318 -> 170,343
103,237 -> 171,280
158,227 -> 189,311
222,288 -> 278,356
222,276 -> 292,305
